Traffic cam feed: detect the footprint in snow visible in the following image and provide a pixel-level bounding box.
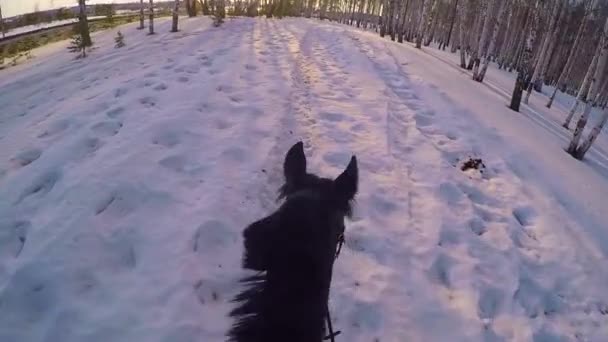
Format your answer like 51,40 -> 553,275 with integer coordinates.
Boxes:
37,119 -> 71,138
106,107 -> 125,119
221,147 -> 247,162
15,169 -> 62,204
320,111 -> 346,122
153,83 -> 168,91
139,96 -> 157,108
114,87 -> 128,98
512,206 -> 538,227
159,155 -> 206,175
152,130 -> 181,148
0,219 -> 30,259
11,149 -> 42,167
90,121 -> 122,137
192,220 -> 237,253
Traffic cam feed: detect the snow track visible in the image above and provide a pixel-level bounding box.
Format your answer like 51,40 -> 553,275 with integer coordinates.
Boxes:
1,17 -> 608,342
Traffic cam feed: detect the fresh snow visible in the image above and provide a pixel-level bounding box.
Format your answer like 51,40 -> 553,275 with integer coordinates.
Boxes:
1,17 -> 608,342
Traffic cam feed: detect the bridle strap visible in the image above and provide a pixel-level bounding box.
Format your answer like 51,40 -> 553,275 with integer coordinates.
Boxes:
323,233 -> 345,341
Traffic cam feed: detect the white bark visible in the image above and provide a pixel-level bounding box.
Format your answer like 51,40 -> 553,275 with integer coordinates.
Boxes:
567,16 -> 608,157
547,0 -> 596,108
472,0 -> 495,79
458,0 -> 468,68
149,0 -> 155,34
563,44 -> 601,128
577,109 -> 608,157
476,0 -> 507,82
524,0 -> 562,104
416,0 -> 430,49
0,3 -> 5,39
139,0 -> 145,29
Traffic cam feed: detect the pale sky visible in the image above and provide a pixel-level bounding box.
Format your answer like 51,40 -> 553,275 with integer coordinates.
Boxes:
1,0 -> 136,17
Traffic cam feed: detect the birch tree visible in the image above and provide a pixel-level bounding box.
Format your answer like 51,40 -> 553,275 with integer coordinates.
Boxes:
524,0 -> 562,104
172,0 -> 181,32
472,0 -> 496,80
509,0 -> 540,112
78,0 -> 92,47
416,0 -> 431,49
149,0 -> 155,35
546,0 -> 594,108
0,2 -> 5,39
139,0 -> 145,29
563,44 -> 600,129
475,0 -> 508,82
458,0 -> 468,68
567,17 -> 608,159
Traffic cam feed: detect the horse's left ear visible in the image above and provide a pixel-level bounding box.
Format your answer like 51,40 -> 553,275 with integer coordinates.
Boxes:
284,141 -> 307,185
334,156 -> 358,201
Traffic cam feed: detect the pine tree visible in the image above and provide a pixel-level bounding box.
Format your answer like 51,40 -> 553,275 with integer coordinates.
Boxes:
68,34 -> 87,58
115,31 -> 126,48
78,0 -> 92,47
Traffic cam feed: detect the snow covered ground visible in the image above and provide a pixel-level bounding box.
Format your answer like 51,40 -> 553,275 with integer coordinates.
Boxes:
1,17 -> 608,342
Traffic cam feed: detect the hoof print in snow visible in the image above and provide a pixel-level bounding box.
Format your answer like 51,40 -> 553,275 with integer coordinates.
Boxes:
512,206 -> 537,227
114,87 -> 128,98
177,76 -> 189,83
12,149 -> 42,167
153,83 -> 168,91
0,220 -> 30,258
194,279 -> 222,305
139,97 -> 157,108
152,131 -> 180,148
16,170 -> 61,204
221,147 -> 246,163
428,253 -> 453,288
91,121 -> 122,137
106,107 -> 125,119
469,218 -> 487,236
193,220 -> 236,253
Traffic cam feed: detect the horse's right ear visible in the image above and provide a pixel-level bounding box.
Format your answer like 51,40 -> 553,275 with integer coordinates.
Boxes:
284,141 -> 307,184
334,156 -> 358,201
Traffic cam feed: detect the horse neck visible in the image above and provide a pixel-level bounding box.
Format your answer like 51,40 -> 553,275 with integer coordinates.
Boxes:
260,250 -> 335,342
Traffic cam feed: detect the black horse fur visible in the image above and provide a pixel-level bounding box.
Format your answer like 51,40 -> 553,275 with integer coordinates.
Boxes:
227,141 -> 358,342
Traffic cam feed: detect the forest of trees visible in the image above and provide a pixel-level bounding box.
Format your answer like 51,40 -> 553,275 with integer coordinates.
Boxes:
13,0 -> 608,160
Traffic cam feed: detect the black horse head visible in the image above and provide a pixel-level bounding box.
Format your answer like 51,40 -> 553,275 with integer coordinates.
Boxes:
228,141 -> 358,342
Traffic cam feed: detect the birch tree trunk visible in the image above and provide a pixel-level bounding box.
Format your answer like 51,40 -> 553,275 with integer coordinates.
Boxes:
523,0 -> 562,104
536,1 -> 566,89
472,0 -> 495,80
78,0 -> 92,47
563,44 -> 600,129
475,0 -> 507,82
458,0 -> 468,67
416,0 -> 431,49
139,0 -> 145,29
567,17 -> 608,159
577,109 -> 608,159
546,6 -> 591,108
446,0 -> 459,51
172,0 -> 181,32
509,0 -> 539,112
0,3 -> 5,39
149,0 -> 155,34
